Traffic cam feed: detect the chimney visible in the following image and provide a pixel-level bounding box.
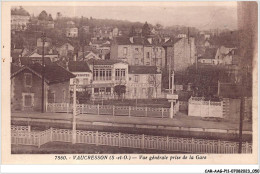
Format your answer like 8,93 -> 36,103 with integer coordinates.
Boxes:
147,38 -> 152,44
129,37 -> 134,43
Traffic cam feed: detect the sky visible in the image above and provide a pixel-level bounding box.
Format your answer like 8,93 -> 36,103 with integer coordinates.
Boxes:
20,2 -> 238,30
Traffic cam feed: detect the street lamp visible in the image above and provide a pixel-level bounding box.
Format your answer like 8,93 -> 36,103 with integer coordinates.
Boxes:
41,32 -> 46,113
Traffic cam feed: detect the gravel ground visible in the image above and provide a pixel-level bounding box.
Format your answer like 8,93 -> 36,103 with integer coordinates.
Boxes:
11,142 -> 185,154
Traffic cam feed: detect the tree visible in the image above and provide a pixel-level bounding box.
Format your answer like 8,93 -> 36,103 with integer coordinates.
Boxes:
142,21 -> 151,37
129,25 -> 136,37
148,74 -> 160,98
38,10 -> 48,20
114,85 -> 126,100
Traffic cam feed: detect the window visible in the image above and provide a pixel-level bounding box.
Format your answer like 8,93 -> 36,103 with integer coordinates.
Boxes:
94,88 -> 99,94
24,73 -> 32,87
94,69 -> 99,81
135,58 -> 139,65
105,87 -> 111,94
115,69 -> 120,80
134,88 -> 137,97
149,75 -> 155,84
99,87 -> 105,94
121,69 -> 126,80
147,52 -> 150,58
48,91 -> 55,103
83,78 -> 88,85
23,93 -> 34,107
123,47 -> 128,55
115,69 -> 126,81
134,75 -> 139,82
106,69 -> 112,80
142,88 -> 146,95
135,48 -> 139,52
63,90 -> 66,102
146,62 -> 150,66
100,69 -> 105,80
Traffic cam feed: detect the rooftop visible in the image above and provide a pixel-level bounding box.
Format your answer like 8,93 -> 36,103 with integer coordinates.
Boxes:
200,48 -> 218,59
162,38 -> 182,47
113,36 -> 165,46
20,57 -> 52,66
68,61 -> 92,72
87,59 -> 126,66
11,63 -> 75,84
128,65 -> 160,74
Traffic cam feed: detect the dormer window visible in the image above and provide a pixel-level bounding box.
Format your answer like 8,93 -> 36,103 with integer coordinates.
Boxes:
24,73 -> 32,87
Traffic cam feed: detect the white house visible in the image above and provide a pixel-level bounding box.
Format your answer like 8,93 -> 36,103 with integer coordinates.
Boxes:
66,27 -> 78,38
87,59 -> 128,99
127,66 -> 162,99
68,61 -> 92,92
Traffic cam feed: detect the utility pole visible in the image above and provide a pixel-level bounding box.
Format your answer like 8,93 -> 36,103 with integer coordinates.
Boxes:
168,56 -> 172,91
72,79 -> 77,144
41,32 -> 46,113
238,67 -> 246,153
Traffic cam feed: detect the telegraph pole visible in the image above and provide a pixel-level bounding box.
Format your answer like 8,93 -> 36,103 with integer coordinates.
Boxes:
72,79 -> 77,144
41,32 -> 46,113
238,67 -> 246,153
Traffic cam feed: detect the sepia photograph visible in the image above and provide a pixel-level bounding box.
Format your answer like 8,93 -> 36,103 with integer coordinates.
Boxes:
1,1 -> 258,167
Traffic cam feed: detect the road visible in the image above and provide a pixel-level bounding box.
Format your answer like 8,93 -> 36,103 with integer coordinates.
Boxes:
11,111 -> 252,131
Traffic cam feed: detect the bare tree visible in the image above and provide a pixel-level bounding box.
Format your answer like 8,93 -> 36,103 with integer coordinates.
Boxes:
148,74 -> 160,98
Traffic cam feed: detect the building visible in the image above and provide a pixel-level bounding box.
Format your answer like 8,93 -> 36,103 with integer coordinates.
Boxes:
162,37 -> 196,72
198,47 -> 238,65
215,46 -> 237,65
87,59 -> 128,99
36,37 -> 52,48
110,36 -> 165,68
11,7 -> 30,31
89,40 -> 110,50
82,26 -> 90,33
78,51 -> 101,61
11,48 -> 23,65
177,34 -> 187,38
128,66 -> 162,99
198,48 -> 218,65
56,42 -> 74,57
22,48 -> 59,63
11,63 -> 75,112
66,27 -> 78,38
112,27 -> 119,37
20,57 -> 52,66
93,27 -> 113,40
66,21 -> 75,28
68,61 -> 92,92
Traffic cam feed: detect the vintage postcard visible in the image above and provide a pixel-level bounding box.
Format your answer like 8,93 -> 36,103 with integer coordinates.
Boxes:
1,1 -> 258,166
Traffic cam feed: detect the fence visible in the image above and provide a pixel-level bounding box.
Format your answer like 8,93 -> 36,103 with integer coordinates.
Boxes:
47,102 -> 180,118
11,125 -> 30,132
188,97 -> 223,118
11,126 -> 252,153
